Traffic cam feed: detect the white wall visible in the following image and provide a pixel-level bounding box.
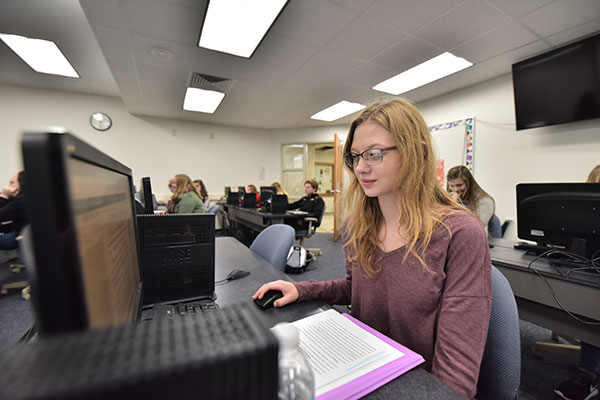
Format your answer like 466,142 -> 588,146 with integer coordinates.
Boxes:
0,84 -> 279,200
419,74 -> 600,223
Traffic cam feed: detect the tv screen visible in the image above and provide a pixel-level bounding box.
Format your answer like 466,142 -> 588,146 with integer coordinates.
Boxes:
512,32 -> 600,131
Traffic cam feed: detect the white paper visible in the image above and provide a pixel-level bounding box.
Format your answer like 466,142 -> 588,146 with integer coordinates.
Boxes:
290,309 -> 404,397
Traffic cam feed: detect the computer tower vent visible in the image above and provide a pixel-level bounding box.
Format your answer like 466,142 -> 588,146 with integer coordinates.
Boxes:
0,305 -> 279,400
137,213 -> 214,247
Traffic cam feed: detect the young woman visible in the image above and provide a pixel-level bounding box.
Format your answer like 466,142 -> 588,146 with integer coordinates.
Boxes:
171,174 -> 204,213
253,99 -> 491,399
193,179 -> 210,210
271,181 -> 288,196
446,165 -> 495,235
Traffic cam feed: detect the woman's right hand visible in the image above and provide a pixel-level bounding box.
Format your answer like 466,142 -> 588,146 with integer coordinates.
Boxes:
450,191 -> 461,202
252,280 -> 299,308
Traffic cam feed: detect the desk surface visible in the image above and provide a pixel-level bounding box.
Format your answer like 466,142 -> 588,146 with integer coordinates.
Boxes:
490,238 -> 600,346
214,237 -> 463,399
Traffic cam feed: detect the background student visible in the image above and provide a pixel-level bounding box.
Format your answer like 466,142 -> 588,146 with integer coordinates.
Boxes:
446,165 -> 495,236
171,174 -> 204,214
0,171 -> 28,251
193,179 -> 210,210
271,181 -> 288,196
254,99 -> 491,399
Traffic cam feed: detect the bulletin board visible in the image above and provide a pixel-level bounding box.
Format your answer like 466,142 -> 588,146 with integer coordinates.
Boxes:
429,117 -> 474,186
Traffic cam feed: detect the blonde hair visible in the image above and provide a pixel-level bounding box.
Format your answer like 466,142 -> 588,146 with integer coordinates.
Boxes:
446,165 -> 495,223
271,181 -> 288,196
342,98 -> 462,278
587,165 -> 600,183
171,174 -> 202,204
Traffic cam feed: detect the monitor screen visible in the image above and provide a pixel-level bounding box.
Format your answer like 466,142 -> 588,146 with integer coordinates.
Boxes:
141,177 -> 154,214
512,32 -> 600,130
22,132 -> 142,335
516,183 -> 600,257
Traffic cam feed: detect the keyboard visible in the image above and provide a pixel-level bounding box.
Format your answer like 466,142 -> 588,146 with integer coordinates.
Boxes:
141,301 -> 219,321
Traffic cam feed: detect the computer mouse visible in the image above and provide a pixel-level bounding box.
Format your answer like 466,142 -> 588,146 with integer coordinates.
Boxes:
254,290 -> 284,310
227,269 -> 251,281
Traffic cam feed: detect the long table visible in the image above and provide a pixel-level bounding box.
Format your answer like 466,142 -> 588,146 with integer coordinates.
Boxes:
215,237 -> 464,399
489,238 -> 600,347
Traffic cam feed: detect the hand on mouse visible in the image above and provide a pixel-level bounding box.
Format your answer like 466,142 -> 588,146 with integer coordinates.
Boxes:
252,280 -> 298,308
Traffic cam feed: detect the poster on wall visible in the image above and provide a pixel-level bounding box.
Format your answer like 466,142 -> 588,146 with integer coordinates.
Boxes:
429,117 -> 474,186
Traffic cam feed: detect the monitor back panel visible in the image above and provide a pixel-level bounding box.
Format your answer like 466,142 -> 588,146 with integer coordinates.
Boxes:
137,214 -> 215,305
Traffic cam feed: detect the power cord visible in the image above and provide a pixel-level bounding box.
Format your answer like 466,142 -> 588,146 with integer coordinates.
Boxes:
526,249 -> 600,325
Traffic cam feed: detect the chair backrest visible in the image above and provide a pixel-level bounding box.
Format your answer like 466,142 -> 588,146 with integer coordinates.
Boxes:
250,224 -> 296,271
488,214 -> 502,238
314,203 -> 326,229
476,265 -> 521,400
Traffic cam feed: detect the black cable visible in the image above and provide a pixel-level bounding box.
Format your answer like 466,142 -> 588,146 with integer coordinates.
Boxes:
527,250 -> 600,325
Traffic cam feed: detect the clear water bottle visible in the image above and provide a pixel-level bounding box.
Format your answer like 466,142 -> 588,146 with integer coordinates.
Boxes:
272,323 -> 315,400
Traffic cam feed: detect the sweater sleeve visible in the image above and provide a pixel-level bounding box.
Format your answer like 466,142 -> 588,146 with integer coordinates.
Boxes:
293,258 -> 353,305
477,196 -> 494,231
431,216 -> 492,399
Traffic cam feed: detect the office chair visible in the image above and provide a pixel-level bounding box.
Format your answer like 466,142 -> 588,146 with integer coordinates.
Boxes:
295,204 -> 326,258
1,233 -> 30,300
488,215 -> 502,239
250,224 -> 295,271
476,265 -> 521,400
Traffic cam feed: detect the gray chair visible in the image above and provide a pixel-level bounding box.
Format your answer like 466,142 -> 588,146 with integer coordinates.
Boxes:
476,265 -> 521,400
250,224 -> 295,271
488,214 -> 502,238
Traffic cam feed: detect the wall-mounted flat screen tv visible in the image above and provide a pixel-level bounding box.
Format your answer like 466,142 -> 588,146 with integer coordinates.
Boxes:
512,32 -> 600,131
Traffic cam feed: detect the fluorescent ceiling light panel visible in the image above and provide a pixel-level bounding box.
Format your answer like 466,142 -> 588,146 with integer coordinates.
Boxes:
199,0 -> 288,58
0,33 -> 79,78
311,101 -> 366,122
183,87 -> 225,113
373,52 -> 472,95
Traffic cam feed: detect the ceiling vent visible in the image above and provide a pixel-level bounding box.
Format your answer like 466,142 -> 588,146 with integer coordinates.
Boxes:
189,72 -> 232,93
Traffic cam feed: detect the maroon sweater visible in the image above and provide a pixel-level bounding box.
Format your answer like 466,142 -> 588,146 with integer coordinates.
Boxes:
294,211 -> 491,399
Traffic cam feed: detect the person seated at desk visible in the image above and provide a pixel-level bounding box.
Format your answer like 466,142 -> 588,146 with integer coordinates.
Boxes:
271,181 -> 288,196
193,179 -> 210,210
447,165 -> 495,236
0,171 -> 28,251
553,164 -> 600,400
254,99 -> 491,399
247,184 -> 260,205
170,174 -> 204,214
286,179 -> 324,231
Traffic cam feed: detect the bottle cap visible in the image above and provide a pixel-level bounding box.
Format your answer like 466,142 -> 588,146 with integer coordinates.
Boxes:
271,323 -> 299,349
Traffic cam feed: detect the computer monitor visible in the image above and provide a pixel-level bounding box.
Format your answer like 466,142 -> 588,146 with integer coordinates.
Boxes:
516,183 -> 600,257
22,132 -> 142,335
141,177 -> 154,214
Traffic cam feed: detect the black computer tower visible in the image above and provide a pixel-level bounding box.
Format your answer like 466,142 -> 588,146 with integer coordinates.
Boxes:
271,194 -> 288,214
137,214 -> 215,305
242,193 -> 257,208
0,305 -> 279,400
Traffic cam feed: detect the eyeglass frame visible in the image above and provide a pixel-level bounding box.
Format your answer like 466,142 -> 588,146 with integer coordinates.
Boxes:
343,146 -> 398,170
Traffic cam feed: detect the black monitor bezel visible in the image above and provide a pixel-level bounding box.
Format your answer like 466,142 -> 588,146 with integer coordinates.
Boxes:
22,132 -> 143,335
141,177 -> 154,214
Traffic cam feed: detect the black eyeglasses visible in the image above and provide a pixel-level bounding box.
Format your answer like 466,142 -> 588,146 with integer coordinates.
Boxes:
343,146 -> 397,169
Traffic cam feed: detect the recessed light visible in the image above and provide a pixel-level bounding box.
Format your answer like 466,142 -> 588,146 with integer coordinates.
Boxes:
183,87 -> 225,113
373,52 -> 472,95
310,101 -> 366,122
199,0 -> 288,58
150,47 -> 173,59
0,33 -> 79,78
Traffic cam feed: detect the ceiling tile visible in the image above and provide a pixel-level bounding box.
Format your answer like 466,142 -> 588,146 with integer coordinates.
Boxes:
339,62 -> 396,89
414,0 -> 509,49
518,0 -> 600,37
130,33 -> 194,69
452,22 -> 539,63
280,71 -> 333,95
480,39 -> 551,73
326,14 -> 406,61
86,79 -> 120,97
365,0 -> 466,33
251,33 -> 320,71
370,35 -> 443,71
0,1 -> 48,38
122,0 -> 203,46
79,0 -> 128,31
237,62 -> 294,86
544,17 -> 600,47
486,0 -> 554,17
270,0 -> 358,47
300,49 -> 363,79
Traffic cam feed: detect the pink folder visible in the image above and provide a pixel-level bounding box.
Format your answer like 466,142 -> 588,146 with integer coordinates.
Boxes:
316,313 -> 425,400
